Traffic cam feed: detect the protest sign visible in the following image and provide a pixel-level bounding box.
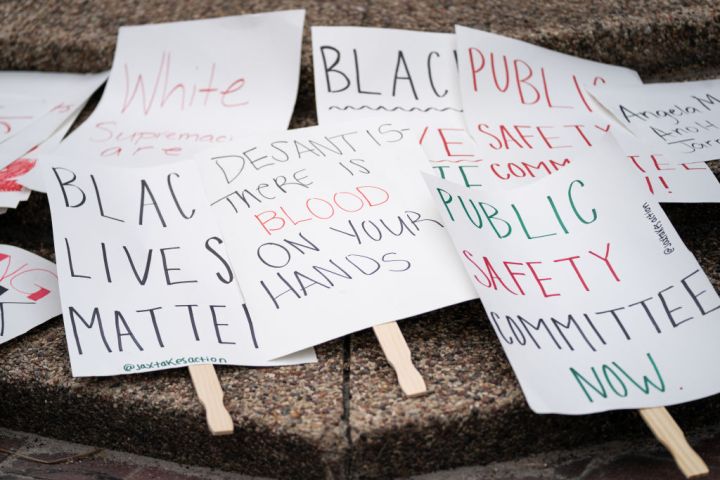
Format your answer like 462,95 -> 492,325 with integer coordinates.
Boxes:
311,27 -> 485,189
591,79 -> 720,163
198,120 -> 476,363
44,155 -> 316,377
50,10 -> 304,163
424,137 -> 720,414
0,245 -> 61,345
454,26 -> 720,202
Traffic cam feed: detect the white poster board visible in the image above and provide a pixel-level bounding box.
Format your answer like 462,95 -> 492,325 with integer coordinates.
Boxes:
199,121 -> 476,359
425,138 -> 720,413
0,245 -> 61,345
312,27 -> 486,188
44,155 -> 315,376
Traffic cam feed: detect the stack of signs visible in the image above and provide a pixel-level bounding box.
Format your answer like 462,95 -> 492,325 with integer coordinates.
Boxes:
0,72 -> 108,212
43,10 -> 317,377
0,245 -> 61,346
424,138 -> 720,413
197,120 -> 475,359
312,27 -> 484,187
455,25 -> 720,202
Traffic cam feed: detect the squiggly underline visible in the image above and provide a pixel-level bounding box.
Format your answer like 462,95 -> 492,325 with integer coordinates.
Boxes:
328,105 -> 463,113
429,159 -> 485,163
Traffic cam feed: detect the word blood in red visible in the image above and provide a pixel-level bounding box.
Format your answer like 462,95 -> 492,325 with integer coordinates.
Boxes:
254,185 -> 391,235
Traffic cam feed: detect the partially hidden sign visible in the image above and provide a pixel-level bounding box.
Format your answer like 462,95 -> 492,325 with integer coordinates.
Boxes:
0,71 -> 108,172
311,27 -> 484,187
455,25 -> 720,203
0,245 -> 61,345
424,137 -> 720,414
48,10 -> 305,163
591,79 -> 720,163
3,108 -> 84,208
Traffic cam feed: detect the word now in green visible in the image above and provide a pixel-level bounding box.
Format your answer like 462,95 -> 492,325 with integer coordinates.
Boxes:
570,352 -> 665,403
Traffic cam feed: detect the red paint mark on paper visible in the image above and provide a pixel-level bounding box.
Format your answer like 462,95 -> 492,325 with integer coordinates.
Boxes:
27,287 -> 51,301
0,158 -> 35,192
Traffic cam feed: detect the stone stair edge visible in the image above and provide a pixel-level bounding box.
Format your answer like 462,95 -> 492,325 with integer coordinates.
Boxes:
0,5 -> 717,75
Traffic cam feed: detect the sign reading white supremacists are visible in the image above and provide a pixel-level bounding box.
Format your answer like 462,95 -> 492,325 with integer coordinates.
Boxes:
591,79 -> 720,163
311,26 -> 485,189
44,155 -> 316,376
198,120 -> 476,359
0,245 -> 61,345
454,25 -> 720,202
47,10 -> 305,163
424,138 -> 720,414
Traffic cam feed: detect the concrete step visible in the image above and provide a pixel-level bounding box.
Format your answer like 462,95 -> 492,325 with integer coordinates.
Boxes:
0,1 -> 719,479
3,422 -> 720,479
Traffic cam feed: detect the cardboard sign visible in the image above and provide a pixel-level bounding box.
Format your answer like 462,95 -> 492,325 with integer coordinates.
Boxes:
44,155 -> 316,376
591,79 -> 720,162
311,27 -> 485,188
198,121 -> 476,359
50,10 -> 305,163
454,26 -> 720,203
424,138 -> 720,414
0,72 -> 108,170
0,245 -> 61,345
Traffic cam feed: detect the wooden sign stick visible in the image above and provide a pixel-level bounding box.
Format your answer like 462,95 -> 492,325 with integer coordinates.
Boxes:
188,364 -> 234,436
373,321 -> 428,397
639,407 -> 708,478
